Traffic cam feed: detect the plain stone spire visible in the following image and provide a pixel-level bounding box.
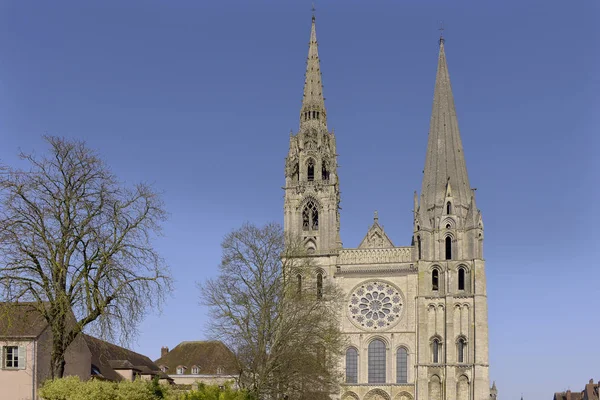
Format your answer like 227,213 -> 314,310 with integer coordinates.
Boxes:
421,38 -> 471,215
300,14 -> 327,130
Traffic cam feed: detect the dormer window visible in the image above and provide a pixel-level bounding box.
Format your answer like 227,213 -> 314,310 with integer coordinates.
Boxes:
176,366 -> 186,375
160,365 -> 168,373
217,366 -> 224,375
191,366 -> 200,374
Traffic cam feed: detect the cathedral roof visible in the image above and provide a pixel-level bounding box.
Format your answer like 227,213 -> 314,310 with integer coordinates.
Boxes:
358,211 -> 394,249
420,37 -> 471,214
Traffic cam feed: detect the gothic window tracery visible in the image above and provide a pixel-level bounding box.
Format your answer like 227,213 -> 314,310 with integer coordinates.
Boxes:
302,200 -> 319,231
348,281 -> 403,330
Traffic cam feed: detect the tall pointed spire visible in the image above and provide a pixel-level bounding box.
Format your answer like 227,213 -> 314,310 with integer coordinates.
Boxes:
421,38 -> 471,215
300,11 -> 327,129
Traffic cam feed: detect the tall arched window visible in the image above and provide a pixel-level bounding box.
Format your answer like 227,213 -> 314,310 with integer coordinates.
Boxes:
316,273 -> 323,299
345,348 -> 358,384
322,161 -> 330,181
458,268 -> 465,291
417,236 -> 422,260
302,200 -> 319,231
446,202 -> 452,214
368,339 -> 386,384
296,274 -> 302,294
432,339 -> 440,364
445,236 -> 452,260
432,269 -> 439,291
396,347 -> 408,384
457,338 -> 466,363
307,159 -> 315,181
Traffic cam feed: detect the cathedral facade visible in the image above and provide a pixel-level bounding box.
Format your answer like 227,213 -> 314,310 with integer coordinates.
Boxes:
283,15 -> 492,400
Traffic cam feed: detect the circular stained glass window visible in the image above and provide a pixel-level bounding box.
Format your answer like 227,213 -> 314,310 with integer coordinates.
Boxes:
347,280 -> 403,330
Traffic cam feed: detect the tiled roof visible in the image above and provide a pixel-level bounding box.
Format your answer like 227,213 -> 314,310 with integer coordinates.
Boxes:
154,341 -> 238,376
0,302 -> 49,338
83,334 -> 162,381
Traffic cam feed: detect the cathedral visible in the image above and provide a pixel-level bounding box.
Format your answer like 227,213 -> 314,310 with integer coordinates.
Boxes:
283,14 -> 493,400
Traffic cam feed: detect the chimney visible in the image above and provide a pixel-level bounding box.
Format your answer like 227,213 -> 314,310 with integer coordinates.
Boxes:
161,346 -> 169,357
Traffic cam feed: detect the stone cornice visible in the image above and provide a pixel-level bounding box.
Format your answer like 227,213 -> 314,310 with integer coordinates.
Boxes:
335,264 -> 417,277
338,247 -> 413,265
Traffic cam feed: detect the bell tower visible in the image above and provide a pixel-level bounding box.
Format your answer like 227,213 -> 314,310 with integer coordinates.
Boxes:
283,13 -> 341,254
413,36 -> 491,400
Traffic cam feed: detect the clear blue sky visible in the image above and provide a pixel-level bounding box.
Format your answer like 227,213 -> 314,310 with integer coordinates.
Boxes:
1,1 -> 598,399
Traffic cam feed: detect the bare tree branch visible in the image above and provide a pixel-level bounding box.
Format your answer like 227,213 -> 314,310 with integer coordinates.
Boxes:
0,136 -> 173,378
198,222 -> 345,400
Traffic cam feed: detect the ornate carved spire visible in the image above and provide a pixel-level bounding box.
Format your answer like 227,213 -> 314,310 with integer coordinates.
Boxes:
300,13 -> 327,130
421,38 -> 471,216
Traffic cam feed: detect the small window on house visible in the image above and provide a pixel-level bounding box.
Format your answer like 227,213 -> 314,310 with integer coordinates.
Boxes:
160,366 -> 168,373
457,338 -> 466,363
217,366 -> 224,375
316,273 -> 323,299
445,236 -> 452,260
432,269 -> 439,291
191,366 -> 199,374
432,339 -> 440,364
2,346 -> 19,368
458,268 -> 465,291
446,202 -> 452,214
176,366 -> 185,375
307,159 -> 315,181
417,236 -> 422,260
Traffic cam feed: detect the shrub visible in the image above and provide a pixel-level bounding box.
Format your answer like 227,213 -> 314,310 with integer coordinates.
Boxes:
39,376 -> 170,400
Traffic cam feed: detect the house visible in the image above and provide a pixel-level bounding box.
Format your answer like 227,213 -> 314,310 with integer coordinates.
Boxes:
554,379 -> 599,400
154,341 -> 238,386
0,302 -> 170,400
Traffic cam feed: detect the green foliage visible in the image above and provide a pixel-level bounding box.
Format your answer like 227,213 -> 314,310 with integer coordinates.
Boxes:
169,383 -> 254,400
39,376 -> 171,400
39,377 -> 252,400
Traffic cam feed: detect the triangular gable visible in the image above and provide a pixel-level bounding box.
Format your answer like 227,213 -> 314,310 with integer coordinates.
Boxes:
358,212 -> 394,249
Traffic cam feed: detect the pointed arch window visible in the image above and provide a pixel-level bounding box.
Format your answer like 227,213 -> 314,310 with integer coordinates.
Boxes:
432,269 -> 439,291
458,268 -> 465,291
345,348 -> 358,384
396,347 -> 408,384
446,202 -> 452,214
417,236 -> 422,260
307,159 -> 315,181
432,338 -> 441,364
316,272 -> 323,299
457,338 -> 466,363
322,160 -> 330,181
445,236 -> 452,260
368,339 -> 386,384
302,200 -> 319,231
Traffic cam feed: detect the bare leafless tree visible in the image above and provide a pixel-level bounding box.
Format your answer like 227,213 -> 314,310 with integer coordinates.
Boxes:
0,136 -> 173,378
199,222 -> 345,400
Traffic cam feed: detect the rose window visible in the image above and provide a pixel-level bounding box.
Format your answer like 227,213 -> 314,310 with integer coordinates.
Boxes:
348,281 -> 403,330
